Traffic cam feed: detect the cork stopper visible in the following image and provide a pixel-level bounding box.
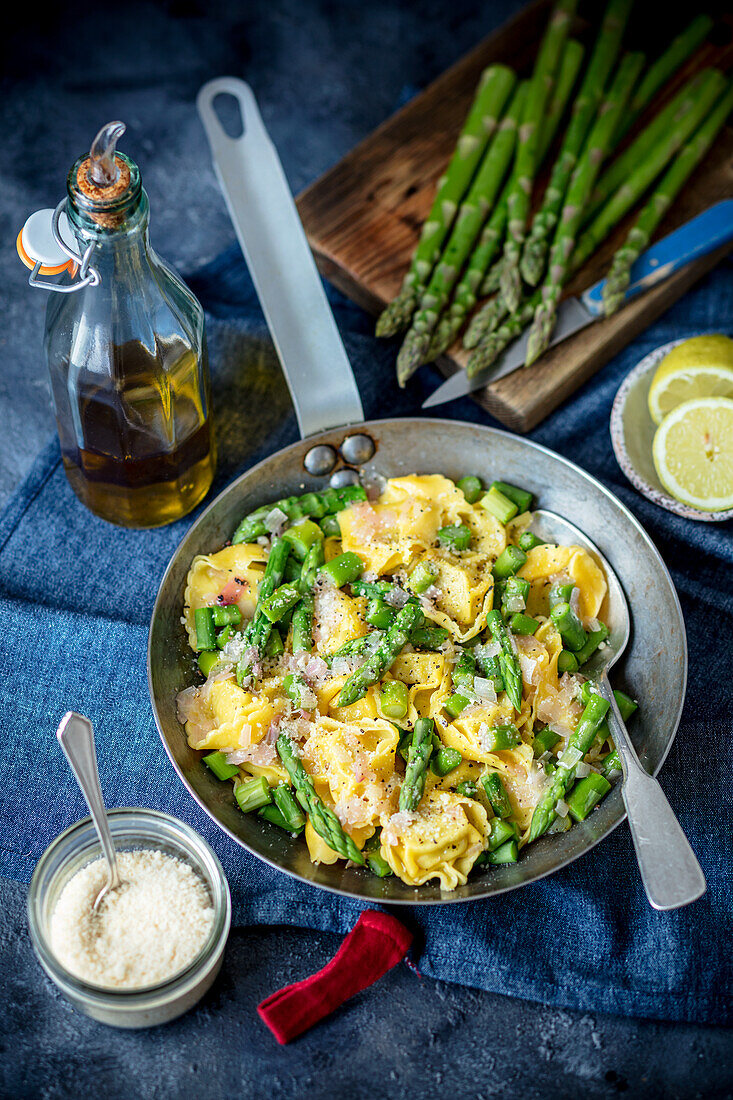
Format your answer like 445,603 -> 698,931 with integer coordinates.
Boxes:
70,122 -> 139,229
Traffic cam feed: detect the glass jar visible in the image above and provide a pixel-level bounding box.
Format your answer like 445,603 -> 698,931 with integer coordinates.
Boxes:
43,128 -> 215,528
27,808 -> 231,1028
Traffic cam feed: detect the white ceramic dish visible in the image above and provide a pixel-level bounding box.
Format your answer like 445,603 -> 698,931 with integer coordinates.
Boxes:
610,335 -> 733,523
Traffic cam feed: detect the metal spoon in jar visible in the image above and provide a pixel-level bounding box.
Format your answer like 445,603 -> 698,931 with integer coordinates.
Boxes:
528,510 -> 705,911
56,711 -> 124,910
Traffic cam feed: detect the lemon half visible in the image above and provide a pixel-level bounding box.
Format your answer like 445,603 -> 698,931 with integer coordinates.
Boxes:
652,397 -> 733,512
648,335 -> 733,425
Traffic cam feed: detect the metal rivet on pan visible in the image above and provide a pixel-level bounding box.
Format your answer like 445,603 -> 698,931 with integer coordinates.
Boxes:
340,433 -> 375,466
329,467 -> 361,489
304,444 -> 337,477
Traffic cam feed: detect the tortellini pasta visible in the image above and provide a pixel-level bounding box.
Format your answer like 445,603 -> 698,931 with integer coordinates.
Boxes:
177,473 -> 614,892
380,792 -> 488,890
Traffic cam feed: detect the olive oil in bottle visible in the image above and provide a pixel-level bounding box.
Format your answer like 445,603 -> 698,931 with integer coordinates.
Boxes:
38,121 -> 215,527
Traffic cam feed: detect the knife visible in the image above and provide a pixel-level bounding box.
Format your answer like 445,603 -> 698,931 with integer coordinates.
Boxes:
422,199 -> 733,409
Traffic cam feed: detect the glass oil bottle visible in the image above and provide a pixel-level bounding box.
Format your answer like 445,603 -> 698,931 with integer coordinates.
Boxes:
21,122 -> 215,527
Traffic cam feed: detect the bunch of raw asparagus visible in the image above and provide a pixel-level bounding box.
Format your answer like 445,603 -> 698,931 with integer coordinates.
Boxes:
376,1 -> 733,386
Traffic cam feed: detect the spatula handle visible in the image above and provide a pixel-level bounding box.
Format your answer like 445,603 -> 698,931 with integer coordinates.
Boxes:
600,675 -> 706,911
197,77 -> 364,438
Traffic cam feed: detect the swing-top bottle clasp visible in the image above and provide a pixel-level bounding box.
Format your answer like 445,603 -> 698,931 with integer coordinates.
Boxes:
17,121 -> 130,293
17,202 -> 99,293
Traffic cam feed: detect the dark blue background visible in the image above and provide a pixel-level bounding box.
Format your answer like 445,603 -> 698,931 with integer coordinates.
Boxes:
2,1 -> 732,1096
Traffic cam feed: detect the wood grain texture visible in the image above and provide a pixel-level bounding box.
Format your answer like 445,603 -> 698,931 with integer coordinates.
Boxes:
297,1 -> 733,431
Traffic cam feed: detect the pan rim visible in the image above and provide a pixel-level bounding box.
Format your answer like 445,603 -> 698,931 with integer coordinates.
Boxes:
147,418 -> 687,905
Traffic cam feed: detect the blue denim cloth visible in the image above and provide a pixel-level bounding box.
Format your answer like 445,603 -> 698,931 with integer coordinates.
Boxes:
2,243 -> 731,1024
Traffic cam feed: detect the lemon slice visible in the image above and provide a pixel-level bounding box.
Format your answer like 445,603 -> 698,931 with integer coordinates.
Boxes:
652,397 -> 733,512
648,335 -> 733,425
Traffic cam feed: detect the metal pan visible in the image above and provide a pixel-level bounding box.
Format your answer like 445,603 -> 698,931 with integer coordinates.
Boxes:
147,81 -> 686,904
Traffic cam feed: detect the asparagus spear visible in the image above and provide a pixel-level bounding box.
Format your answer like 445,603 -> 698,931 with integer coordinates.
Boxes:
276,733 -> 365,863
528,692 -> 610,840
613,15 -> 714,143
525,52 -> 645,367
424,129 -> 522,358
466,292 -> 541,376
463,293 -> 510,349
375,65 -> 516,338
486,609 -> 522,710
536,37 -> 587,164
582,69 -> 723,228
572,67 -> 726,273
236,537 -> 291,683
427,40 -> 583,359
399,718 -> 435,812
233,484 -> 366,545
395,76 -> 521,384
499,0 -> 578,314
479,258 -> 505,298
337,603 -> 424,707
291,538 -> 325,653
519,0 -> 633,288
602,81 -> 733,315
468,69 -> 725,375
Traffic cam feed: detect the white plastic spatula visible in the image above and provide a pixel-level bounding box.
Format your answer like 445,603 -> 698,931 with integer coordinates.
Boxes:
196,78 -> 364,439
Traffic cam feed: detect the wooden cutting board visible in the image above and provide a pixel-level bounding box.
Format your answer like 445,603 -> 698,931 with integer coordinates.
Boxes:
296,0 -> 733,432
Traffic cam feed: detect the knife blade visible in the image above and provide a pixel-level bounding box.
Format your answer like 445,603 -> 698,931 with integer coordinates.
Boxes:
422,199 -> 733,409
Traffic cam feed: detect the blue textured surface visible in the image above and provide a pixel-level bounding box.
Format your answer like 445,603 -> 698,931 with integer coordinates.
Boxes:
3,236 -> 733,1026
2,0 -> 733,1095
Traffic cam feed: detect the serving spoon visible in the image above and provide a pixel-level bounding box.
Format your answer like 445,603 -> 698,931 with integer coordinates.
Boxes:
57,711 -> 123,910
528,510 -> 705,910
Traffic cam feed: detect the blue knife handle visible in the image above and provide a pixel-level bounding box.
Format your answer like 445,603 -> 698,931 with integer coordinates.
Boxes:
582,199 -> 733,316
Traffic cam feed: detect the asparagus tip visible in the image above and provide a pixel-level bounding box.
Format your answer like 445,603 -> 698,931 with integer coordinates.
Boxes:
376,289 -> 417,338
499,262 -> 522,315
396,328 -> 432,386
525,305 -> 553,367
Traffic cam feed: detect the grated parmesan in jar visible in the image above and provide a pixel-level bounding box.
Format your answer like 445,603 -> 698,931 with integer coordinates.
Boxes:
49,850 -> 214,989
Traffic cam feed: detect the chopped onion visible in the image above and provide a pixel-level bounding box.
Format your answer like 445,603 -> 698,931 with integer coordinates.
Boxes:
575,761 -> 591,779
384,586 -> 409,608
585,616 -> 601,632
555,799 -> 569,818
474,641 -> 501,662
504,595 -> 526,613
517,652 -> 538,686
560,745 -> 583,768
305,655 -> 330,685
473,676 -> 497,704
570,587 -> 582,616
264,507 -> 288,534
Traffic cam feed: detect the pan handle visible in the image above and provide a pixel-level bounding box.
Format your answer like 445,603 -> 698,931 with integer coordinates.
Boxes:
197,78 -> 364,438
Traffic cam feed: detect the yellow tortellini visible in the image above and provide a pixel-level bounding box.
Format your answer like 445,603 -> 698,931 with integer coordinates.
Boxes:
312,586 -> 367,655
180,673 -> 285,752
177,473 -> 614,893
518,544 -> 607,623
380,791 -> 488,889
183,544 -> 267,647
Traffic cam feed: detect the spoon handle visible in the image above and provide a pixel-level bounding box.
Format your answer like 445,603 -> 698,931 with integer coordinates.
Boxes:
599,676 -> 705,910
56,712 -> 121,890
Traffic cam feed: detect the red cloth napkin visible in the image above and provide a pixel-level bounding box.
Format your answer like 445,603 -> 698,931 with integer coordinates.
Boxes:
257,910 -> 413,1043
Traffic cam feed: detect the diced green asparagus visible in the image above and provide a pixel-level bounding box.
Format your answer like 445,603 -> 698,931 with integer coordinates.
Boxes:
194,607 -> 216,652
234,776 -> 272,814
399,718 -> 435,811
203,751 -> 239,781
456,475 -> 483,503
567,772 -> 612,821
483,772 -> 512,818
